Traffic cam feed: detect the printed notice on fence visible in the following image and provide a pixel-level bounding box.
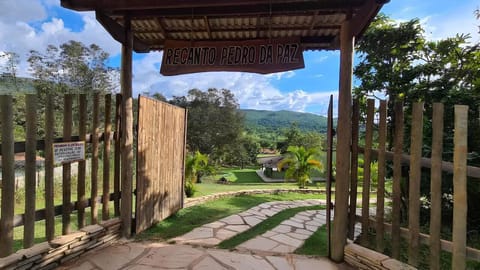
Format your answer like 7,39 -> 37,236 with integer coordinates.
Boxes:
53,141 -> 85,164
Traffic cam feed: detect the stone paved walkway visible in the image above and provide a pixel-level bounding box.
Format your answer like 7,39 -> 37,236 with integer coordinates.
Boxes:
59,241 -> 354,270
59,199 -> 362,269
172,199 -> 325,247
238,210 -> 326,254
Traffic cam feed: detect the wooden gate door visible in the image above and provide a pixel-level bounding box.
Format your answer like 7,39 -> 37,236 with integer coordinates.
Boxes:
136,96 -> 187,234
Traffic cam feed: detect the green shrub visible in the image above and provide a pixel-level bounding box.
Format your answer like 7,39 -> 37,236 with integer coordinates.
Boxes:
184,181 -> 197,198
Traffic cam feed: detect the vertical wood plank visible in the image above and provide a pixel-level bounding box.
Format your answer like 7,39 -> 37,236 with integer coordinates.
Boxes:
348,99 -> 360,240
452,105 -> 468,270
91,93 -> 100,224
391,101 -> 404,259
103,94 -> 112,220
114,94 -> 122,217
326,95 -> 333,257
24,94 -> 37,248
361,99 -> 375,246
62,94 -> 73,235
408,102 -> 424,267
430,103 -> 444,270
44,94 -> 55,241
78,94 -> 87,228
375,100 -> 387,252
121,16 -> 134,237
181,108 -> 188,208
0,95 -> 15,257
332,19 -> 354,262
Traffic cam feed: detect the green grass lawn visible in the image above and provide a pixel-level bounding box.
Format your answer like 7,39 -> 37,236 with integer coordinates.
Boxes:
195,167 -> 326,197
136,193 -> 325,242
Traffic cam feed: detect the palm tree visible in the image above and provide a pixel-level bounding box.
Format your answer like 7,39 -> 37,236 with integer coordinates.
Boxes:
185,151 -> 209,184
278,146 -> 323,188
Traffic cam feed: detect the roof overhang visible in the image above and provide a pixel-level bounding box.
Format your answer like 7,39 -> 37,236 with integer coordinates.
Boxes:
61,0 -> 388,53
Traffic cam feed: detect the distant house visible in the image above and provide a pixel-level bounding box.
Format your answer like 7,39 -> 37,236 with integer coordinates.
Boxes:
257,155 -> 284,169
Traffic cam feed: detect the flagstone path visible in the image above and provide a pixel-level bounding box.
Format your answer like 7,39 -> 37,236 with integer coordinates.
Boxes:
60,199 -> 366,269
59,241 -> 354,270
171,199 -> 325,247
238,209 -> 326,254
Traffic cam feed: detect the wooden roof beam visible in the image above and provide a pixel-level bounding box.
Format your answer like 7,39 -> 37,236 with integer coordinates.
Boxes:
75,2 -> 365,18
351,0 -> 389,37
96,11 -> 150,53
61,0 -> 364,12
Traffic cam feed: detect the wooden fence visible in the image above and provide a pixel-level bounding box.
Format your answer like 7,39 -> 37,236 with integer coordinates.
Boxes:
0,93 -> 122,257
349,99 -> 479,269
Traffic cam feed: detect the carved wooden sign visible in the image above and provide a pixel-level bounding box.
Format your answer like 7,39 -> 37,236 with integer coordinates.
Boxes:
160,38 -> 304,76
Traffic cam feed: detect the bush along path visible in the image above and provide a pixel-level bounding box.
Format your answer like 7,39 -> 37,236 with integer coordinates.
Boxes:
171,200 -> 326,249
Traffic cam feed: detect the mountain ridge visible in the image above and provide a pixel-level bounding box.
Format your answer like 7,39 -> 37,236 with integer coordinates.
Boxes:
240,108 -> 329,133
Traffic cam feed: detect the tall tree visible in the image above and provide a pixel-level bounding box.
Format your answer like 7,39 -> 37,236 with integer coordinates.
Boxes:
171,88 -> 244,162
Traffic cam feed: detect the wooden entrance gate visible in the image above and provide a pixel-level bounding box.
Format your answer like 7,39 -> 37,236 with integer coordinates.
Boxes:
135,96 -> 187,234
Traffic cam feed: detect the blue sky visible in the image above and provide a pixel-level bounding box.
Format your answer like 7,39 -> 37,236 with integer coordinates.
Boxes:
0,0 -> 478,115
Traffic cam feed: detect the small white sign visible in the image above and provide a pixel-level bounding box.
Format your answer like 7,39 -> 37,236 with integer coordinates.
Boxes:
53,141 -> 85,164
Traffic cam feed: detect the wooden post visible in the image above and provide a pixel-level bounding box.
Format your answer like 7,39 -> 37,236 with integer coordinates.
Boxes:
430,103 -> 444,270
326,95 -> 334,258
91,93 -> 100,224
114,94 -> 122,217
391,101 -> 404,259
375,100 -> 387,252
0,95 -> 15,257
103,94 -> 112,220
361,99 -> 374,246
78,94 -> 87,228
62,94 -> 73,235
121,16 -> 134,237
331,19 -> 354,262
44,94 -> 55,241
408,102 -> 423,267
348,99 -> 360,240
24,94 -> 37,248
452,105 -> 468,270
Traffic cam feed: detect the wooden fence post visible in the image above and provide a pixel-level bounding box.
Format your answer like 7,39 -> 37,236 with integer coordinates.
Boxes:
45,94 -> 55,241
408,102 -> 424,267
348,99 -> 360,240
376,100 -> 387,252
452,105 -> 468,270
78,94 -> 87,228
326,95 -> 333,257
361,99 -> 374,246
430,103 -> 444,270
391,101 -> 404,259
0,95 -> 15,257
114,94 -> 122,217
24,94 -> 38,248
91,93 -> 100,224
121,16 -> 134,238
62,94 -> 73,235
103,94 -> 112,220
331,18 -> 354,262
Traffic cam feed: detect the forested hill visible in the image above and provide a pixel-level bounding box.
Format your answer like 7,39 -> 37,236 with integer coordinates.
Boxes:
241,109 -> 329,133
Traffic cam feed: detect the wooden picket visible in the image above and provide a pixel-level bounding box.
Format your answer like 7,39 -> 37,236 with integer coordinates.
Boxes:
361,99 -> 375,246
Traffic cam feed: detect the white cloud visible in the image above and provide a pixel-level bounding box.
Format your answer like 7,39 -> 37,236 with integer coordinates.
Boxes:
0,0 -> 47,23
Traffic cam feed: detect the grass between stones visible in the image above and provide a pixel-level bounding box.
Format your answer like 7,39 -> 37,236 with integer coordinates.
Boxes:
135,193 -> 324,241
218,205 -> 325,250
295,224 -> 328,256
